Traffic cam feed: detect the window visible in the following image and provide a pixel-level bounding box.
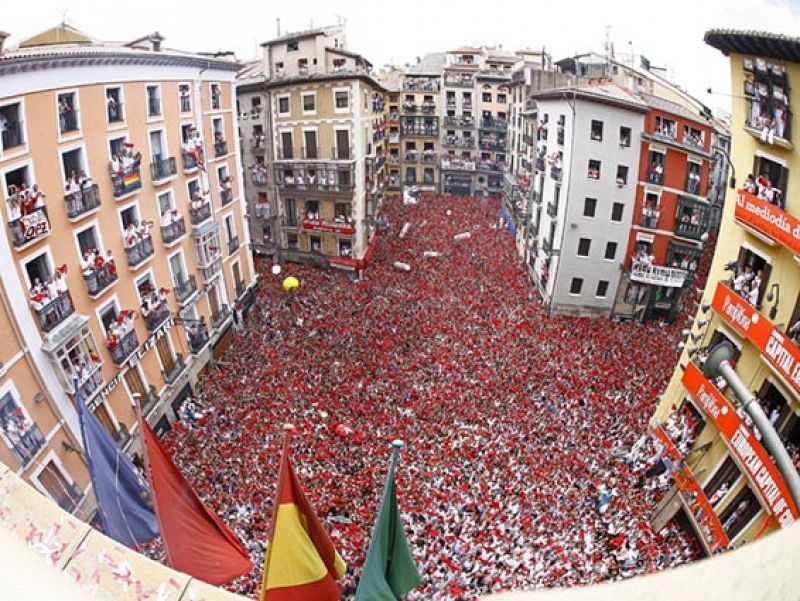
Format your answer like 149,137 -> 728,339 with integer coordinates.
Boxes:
616,165 -> 629,186
280,132 -> 293,159
0,389 -> 44,466
335,90 -> 349,110
287,39 -> 299,52
583,197 -> 597,217
482,92 -> 492,102
655,115 -> 677,138
146,85 -> 161,117
590,120 -> 603,141
604,241 -> 617,260
302,93 -> 316,113
577,238 -> 591,257
497,94 -> 507,104
596,280 -> 609,297
105,87 -> 124,123
278,96 -> 290,115
284,198 -> 297,227
569,278 -> 583,295
178,84 -> 191,112
704,455 -> 741,508
752,155 -> 788,208
210,84 -> 221,110
588,160 -> 601,180
35,458 -> 82,512
619,126 -> 631,147
335,130 -> 350,159
57,92 -> 79,134
611,202 -> 624,222
719,485 -> 761,540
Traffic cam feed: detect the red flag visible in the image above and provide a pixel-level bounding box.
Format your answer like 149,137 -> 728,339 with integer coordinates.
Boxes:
140,421 -> 254,585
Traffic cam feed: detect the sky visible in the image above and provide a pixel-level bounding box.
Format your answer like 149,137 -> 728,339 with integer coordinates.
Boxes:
5,0 -> 800,115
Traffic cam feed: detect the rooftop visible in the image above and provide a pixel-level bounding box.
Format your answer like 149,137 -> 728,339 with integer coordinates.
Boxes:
260,25 -> 342,47
407,52 -> 446,76
705,28 -> 800,62
639,92 -> 713,126
531,82 -> 648,112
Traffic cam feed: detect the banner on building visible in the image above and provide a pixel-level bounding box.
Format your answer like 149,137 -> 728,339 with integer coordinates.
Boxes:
630,263 -> 688,288
712,282 -> 800,396
682,362 -> 798,526
302,219 -> 354,235
735,190 -> 800,256
20,211 -> 50,242
653,426 -> 729,553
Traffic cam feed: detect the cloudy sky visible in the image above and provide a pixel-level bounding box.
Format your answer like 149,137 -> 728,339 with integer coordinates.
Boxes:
5,0 -> 800,114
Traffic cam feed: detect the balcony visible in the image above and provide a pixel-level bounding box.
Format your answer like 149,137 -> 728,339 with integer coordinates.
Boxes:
220,188 -> 233,207
108,329 -> 138,366
421,102 -> 436,113
124,234 -> 154,269
444,75 -> 474,88
107,100 -> 124,123
535,157 -> 546,172
161,215 -> 187,245
251,138 -> 266,154
150,157 -> 177,183
188,322 -> 209,354
403,80 -> 440,92
214,139 -> 228,157
251,171 -> 268,186
639,210 -> 661,229
421,152 -> 438,163
546,202 -> 558,218
442,136 -> 475,149
59,109 -> 79,134
147,96 -> 161,117
675,196 -> 708,240
182,151 -> 199,172
402,101 -> 418,113
1,119 -> 25,150
190,201 -> 212,225
388,133 -> 400,144
197,253 -> 222,282
144,303 -> 170,332
76,368 -> 103,402
440,157 -> 476,171
647,169 -> 664,185
276,170 -> 355,195
111,167 -> 142,198
34,291 -> 75,333
174,274 -> 198,304
8,421 -> 46,467
443,116 -> 474,128
745,100 -> 792,148
479,139 -> 506,152
477,160 -> 504,173
629,262 -> 688,287
228,235 -> 240,255
162,353 -> 186,385
550,166 -> 562,181
8,207 -> 51,248
83,262 -> 118,297
480,117 -> 508,132
642,131 -> 713,158
734,189 -> 800,256
212,305 -> 231,330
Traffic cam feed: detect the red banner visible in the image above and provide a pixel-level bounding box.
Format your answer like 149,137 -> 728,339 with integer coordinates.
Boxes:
653,426 -> 730,552
734,189 -> 800,256
712,282 -> 800,395
682,362 -> 798,526
302,219 -> 354,235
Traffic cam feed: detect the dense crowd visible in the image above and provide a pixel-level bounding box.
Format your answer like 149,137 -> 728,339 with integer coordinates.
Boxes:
157,194 -> 709,599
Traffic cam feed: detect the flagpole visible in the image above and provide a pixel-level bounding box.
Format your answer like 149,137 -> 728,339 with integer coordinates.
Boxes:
260,423 -> 294,601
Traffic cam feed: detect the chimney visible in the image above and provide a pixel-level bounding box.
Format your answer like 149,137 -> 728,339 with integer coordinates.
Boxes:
0,32 -> 10,55
148,31 -> 164,52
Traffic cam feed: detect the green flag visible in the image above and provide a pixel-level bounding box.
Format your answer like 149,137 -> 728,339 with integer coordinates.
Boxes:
355,440 -> 421,601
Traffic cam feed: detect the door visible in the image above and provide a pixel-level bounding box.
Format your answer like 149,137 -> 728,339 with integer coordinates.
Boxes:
336,130 -> 350,159
281,132 -> 293,159
150,131 -> 164,161
304,131 -> 317,159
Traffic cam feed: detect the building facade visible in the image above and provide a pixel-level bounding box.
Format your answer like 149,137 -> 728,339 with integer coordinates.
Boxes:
613,94 -> 715,323
0,25 -> 255,513
237,26 -> 385,272
652,29 -> 800,555
527,84 -> 646,317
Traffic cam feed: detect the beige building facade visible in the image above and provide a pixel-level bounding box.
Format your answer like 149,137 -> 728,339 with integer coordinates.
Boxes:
0,25 -> 255,514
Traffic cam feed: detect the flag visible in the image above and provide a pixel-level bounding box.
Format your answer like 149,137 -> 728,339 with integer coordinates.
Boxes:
355,441 -> 420,601
140,420 -> 253,584
260,429 -> 346,601
74,381 -> 158,547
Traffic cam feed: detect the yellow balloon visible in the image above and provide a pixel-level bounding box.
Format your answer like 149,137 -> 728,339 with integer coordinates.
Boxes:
282,276 -> 300,293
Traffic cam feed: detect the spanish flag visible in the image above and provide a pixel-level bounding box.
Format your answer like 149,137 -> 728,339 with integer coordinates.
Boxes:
260,428 -> 346,601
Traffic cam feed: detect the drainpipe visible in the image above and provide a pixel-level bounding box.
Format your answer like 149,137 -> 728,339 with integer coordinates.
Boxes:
703,342 -> 800,508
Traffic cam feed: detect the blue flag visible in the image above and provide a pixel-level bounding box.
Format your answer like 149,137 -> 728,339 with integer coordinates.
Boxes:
75,380 -> 159,547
